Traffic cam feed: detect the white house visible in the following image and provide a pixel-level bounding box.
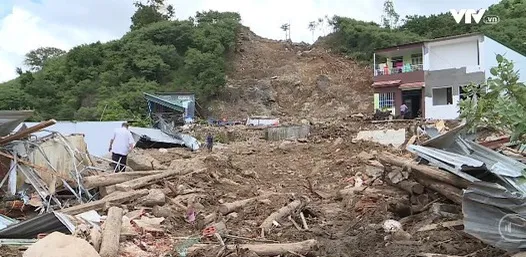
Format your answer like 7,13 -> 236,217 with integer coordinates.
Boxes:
372,33 -> 526,120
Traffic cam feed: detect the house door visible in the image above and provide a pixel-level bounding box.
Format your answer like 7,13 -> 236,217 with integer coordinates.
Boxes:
401,89 -> 422,119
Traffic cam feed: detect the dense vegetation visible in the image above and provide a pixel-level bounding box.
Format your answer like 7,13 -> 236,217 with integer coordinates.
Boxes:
327,0 -> 526,62
1,0 -> 525,122
0,0 -> 240,122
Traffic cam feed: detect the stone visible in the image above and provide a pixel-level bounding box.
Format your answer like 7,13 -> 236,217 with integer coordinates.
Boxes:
142,189 -> 166,207
23,232 -> 100,257
127,150 -> 167,171
152,205 -> 173,218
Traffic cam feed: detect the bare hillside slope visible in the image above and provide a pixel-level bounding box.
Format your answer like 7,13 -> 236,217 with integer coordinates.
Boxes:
208,26 -> 373,122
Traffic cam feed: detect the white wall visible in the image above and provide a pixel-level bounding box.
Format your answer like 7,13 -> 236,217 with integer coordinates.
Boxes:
425,94 -> 461,120
424,36 -> 483,73
483,36 -> 526,82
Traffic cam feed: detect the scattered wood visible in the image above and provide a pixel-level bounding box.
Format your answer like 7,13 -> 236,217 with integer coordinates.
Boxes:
288,216 -> 302,231
417,220 -> 464,232
260,197 -> 308,236
413,176 -> 462,205
187,239 -> 318,256
83,171 -> 163,188
218,194 -> 272,215
378,152 -> 471,189
397,180 -> 425,195
113,168 -> 201,192
62,189 -> 148,215
0,119 -> 56,145
99,206 -> 123,257
299,212 -> 309,230
417,254 -> 464,257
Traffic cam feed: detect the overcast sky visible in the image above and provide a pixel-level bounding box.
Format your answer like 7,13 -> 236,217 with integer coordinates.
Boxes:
0,0 -> 498,83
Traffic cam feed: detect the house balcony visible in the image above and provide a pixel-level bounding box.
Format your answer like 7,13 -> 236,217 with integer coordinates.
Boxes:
373,43 -> 425,84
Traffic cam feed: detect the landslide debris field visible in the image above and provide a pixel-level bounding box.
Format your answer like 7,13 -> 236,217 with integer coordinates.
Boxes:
0,27 -> 506,257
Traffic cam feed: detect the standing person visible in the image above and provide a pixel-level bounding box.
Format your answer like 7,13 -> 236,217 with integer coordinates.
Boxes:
400,103 -> 409,119
108,122 -> 135,172
205,133 -> 213,152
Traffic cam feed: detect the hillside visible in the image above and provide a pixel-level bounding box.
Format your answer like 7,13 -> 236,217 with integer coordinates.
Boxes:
209,27 -> 372,122
0,0 -> 524,122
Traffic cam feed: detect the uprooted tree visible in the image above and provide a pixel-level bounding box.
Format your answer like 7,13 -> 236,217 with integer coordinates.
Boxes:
459,54 -> 526,142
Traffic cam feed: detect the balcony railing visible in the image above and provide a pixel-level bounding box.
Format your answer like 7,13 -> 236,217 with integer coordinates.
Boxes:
374,63 -> 423,76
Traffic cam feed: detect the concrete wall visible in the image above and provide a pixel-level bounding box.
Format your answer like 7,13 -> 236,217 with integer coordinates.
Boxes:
483,36 -> 526,82
265,125 -> 310,141
374,86 -> 402,115
424,68 -> 485,119
424,35 -> 483,72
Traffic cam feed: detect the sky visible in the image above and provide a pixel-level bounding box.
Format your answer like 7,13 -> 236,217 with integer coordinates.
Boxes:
0,0 -> 499,83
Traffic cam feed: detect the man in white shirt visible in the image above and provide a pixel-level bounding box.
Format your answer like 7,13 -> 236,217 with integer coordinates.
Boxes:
108,122 -> 136,172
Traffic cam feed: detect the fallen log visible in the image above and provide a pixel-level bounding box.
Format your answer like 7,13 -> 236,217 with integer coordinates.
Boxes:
62,189 -> 148,215
397,180 -> 425,195
114,168 -> 202,192
413,176 -> 462,205
188,239 -> 318,256
83,171 -> 164,188
219,194 -> 273,215
260,197 -> 308,236
378,152 -> 470,188
99,206 -> 123,257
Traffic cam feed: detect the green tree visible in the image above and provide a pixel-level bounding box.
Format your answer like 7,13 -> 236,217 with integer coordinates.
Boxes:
24,47 -> 66,71
280,23 -> 290,40
130,0 -> 174,30
459,55 -> 526,142
381,0 -> 400,29
308,21 -> 317,42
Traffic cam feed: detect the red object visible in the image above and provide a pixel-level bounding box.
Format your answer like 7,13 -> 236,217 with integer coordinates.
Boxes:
202,226 -> 217,237
37,233 -> 47,239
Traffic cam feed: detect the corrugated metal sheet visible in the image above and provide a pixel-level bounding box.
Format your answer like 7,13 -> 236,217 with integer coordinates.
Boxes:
129,127 -> 185,145
27,134 -> 91,191
463,182 -> 526,251
22,121 -> 125,156
0,215 -> 18,230
0,110 -> 34,137
0,212 -> 74,239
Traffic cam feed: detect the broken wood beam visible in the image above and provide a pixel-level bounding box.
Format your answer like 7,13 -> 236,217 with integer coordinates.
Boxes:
397,180 -> 425,195
0,119 -> 56,145
99,206 -> 123,257
187,239 -> 318,256
113,168 -> 200,192
83,171 -> 164,188
378,152 -> 471,189
260,197 -> 309,236
417,220 -> 464,232
218,193 -> 274,215
413,176 -> 462,205
61,189 -> 148,215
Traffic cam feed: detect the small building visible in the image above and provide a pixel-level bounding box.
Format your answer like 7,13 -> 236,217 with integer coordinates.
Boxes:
372,33 -> 526,120
144,92 -> 196,125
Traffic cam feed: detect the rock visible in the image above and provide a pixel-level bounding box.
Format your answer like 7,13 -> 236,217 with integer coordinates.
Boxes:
127,150 -> 167,171
365,165 -> 383,178
152,205 -> 173,218
278,141 -> 294,151
226,212 -> 239,220
316,74 -> 330,92
382,219 -> 402,233
356,151 -> 374,161
158,148 -> 168,153
392,230 -> 412,241
142,189 -> 166,207
332,137 -> 343,147
132,216 -> 165,233
23,232 -> 100,257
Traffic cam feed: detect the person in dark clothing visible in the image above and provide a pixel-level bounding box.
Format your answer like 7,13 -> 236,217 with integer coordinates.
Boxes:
206,133 -> 213,152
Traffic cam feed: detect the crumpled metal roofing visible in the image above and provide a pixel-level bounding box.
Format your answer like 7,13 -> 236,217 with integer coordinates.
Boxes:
464,182 -> 526,251
0,212 -> 74,239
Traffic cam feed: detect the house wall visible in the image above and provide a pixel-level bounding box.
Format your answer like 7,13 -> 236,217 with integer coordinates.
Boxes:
424,68 -> 485,119
373,87 -> 402,115
483,36 -> 526,82
424,35 -> 484,73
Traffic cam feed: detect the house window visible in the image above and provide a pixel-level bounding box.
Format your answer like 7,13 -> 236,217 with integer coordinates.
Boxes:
411,54 -> 423,65
432,87 -> 453,106
379,92 -> 395,109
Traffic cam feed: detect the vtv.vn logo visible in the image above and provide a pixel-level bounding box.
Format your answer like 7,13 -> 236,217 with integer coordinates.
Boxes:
450,9 -> 500,24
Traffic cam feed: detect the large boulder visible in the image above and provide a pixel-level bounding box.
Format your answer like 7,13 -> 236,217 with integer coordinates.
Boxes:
23,232 -> 100,257
127,150 -> 167,171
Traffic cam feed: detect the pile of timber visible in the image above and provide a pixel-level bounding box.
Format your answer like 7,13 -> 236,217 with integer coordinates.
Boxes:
376,152 -> 470,208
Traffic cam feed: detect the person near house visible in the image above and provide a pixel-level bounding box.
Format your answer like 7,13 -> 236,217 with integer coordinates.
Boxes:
108,122 -> 135,172
205,133 -> 214,152
400,103 -> 409,119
